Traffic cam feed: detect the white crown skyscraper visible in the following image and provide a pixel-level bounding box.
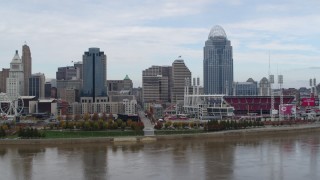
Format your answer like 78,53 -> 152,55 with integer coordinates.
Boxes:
203,25 -> 233,95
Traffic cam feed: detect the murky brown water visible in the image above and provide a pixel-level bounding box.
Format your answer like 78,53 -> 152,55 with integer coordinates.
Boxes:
1,132 -> 320,180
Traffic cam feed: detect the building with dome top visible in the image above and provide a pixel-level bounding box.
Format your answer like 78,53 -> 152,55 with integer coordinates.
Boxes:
6,50 -> 24,98
203,25 -> 233,95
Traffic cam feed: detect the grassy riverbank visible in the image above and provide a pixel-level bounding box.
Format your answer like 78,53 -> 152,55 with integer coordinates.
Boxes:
1,124 -> 320,145
44,130 -> 143,138
41,129 -> 204,138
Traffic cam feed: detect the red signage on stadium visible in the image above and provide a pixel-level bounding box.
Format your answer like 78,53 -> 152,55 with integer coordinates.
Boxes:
279,104 -> 296,115
301,98 -> 315,106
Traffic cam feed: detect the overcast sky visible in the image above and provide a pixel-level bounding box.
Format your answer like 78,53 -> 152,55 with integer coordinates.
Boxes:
0,0 -> 319,88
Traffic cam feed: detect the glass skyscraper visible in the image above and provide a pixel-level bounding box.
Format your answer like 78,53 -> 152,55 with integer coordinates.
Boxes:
203,25 -> 233,95
82,48 -> 107,102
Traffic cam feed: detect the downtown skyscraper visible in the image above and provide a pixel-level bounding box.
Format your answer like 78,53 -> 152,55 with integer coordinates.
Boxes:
203,25 -> 233,95
142,65 -> 171,104
22,44 -> 32,96
82,48 -> 107,102
172,58 -> 191,104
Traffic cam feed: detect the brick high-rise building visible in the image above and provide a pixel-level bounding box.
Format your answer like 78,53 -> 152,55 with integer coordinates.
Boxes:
142,66 -> 171,104
171,58 -> 191,104
0,68 -> 9,93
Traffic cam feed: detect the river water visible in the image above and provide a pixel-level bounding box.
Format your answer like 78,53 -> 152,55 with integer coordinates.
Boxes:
1,131 -> 320,180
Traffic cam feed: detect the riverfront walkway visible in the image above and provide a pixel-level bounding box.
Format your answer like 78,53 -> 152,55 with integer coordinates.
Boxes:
138,111 -> 153,128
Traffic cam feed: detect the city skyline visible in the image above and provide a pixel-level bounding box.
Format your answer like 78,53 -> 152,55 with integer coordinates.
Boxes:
0,1 -> 319,88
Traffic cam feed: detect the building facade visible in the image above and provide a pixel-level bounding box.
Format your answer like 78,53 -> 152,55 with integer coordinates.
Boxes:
22,44 -> 32,96
203,25 -> 233,95
56,66 -> 80,80
80,97 -> 121,114
29,73 -> 45,99
44,82 -> 52,98
107,75 -> 133,95
259,77 -> 270,96
123,98 -> 137,115
82,48 -> 107,101
56,79 -> 82,99
0,68 -> 9,93
142,66 -> 171,104
233,78 -> 258,96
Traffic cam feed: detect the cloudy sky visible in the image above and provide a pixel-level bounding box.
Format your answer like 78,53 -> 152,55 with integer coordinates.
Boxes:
0,0 -> 319,88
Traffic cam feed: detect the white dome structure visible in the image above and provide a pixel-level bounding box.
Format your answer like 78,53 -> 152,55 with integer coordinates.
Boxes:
208,25 -> 227,39
11,50 -> 21,63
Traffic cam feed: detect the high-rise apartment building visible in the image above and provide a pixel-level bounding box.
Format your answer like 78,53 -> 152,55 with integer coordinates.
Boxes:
0,68 -> 9,93
142,66 -> 171,104
6,50 -> 24,98
22,44 -> 32,96
29,73 -> 45,99
82,48 -> 107,102
203,25 -> 233,95
171,58 -> 191,104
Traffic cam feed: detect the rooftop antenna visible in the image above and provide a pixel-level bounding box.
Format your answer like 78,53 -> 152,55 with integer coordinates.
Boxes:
268,51 -> 271,76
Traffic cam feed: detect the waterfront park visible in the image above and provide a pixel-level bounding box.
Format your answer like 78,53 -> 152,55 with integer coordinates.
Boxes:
0,110 -> 318,140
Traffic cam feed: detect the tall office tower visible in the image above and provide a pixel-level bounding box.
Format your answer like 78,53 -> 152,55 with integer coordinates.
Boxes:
203,25 -> 233,95
44,82 -> 52,98
0,68 -> 10,93
22,44 -> 32,96
6,50 -> 24,98
82,48 -> 107,102
142,66 -> 171,104
172,58 -> 191,104
29,73 -> 45,99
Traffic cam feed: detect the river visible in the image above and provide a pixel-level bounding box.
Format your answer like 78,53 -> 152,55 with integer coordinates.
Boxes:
1,131 -> 320,180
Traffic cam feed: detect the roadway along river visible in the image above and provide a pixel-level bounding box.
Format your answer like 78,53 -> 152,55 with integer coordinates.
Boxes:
1,131 -> 320,180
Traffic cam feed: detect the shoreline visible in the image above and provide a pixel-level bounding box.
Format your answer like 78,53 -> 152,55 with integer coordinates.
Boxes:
1,124 -> 320,145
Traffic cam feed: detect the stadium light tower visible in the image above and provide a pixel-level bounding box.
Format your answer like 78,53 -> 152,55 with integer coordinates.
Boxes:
269,75 -> 275,121
278,75 -> 283,121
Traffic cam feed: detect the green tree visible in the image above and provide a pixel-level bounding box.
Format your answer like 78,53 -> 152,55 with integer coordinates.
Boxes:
92,113 -> 99,121
83,113 -> 90,121
116,119 -> 123,127
0,126 -> 6,137
112,122 -> 118,129
74,114 -> 81,121
84,121 -> 91,130
101,112 -> 107,121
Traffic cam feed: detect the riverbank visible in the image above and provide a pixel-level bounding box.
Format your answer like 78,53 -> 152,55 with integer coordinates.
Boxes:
1,124 -> 320,145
